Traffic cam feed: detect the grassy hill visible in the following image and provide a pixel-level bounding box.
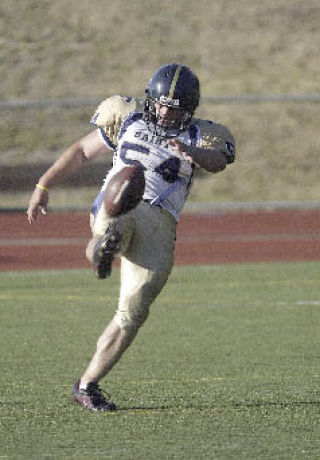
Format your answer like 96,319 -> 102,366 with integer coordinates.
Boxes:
1,0 -> 319,207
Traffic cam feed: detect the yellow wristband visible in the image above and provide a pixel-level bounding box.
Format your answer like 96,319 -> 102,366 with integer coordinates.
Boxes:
36,183 -> 50,192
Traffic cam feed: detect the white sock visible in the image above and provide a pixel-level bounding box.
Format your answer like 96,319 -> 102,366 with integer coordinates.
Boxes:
79,381 -> 89,390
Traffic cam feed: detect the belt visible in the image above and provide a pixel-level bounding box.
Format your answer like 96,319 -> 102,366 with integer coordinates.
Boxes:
142,199 -> 176,222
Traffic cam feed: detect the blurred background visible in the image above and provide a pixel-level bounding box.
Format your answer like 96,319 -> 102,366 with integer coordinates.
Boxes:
0,0 -> 319,210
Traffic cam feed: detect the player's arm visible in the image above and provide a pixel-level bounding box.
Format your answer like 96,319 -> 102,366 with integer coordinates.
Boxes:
27,130 -> 112,223
168,120 -> 235,173
27,95 -> 142,223
35,129 -> 111,187
168,139 -> 227,172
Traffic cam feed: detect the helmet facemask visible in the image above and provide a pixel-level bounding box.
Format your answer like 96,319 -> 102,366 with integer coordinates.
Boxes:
144,97 -> 194,138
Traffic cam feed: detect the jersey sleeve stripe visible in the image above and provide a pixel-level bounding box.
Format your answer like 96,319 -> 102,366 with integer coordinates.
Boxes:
97,127 -> 116,150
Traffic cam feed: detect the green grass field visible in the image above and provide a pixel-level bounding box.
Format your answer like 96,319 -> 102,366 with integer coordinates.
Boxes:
1,261 -> 320,459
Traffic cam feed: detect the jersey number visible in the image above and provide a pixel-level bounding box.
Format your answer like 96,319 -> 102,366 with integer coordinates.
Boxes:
120,141 -> 181,183
154,157 -> 181,183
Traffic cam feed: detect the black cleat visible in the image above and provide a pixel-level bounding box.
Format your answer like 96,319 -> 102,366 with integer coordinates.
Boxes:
93,224 -> 121,279
72,380 -> 117,412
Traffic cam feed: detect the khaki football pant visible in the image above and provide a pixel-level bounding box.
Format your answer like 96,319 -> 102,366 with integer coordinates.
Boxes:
91,201 -> 177,330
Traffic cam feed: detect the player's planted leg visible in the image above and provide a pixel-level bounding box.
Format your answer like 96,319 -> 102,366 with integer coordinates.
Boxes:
72,319 -> 138,411
79,319 -> 138,385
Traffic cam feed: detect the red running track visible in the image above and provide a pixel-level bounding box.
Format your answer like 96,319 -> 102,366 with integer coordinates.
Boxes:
0,209 -> 319,271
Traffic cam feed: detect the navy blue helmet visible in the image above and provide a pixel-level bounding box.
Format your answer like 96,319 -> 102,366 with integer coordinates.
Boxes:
144,63 -> 200,137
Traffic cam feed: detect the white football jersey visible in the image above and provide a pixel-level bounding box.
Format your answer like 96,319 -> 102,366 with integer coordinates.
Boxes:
91,96 -> 235,221
103,112 -> 198,221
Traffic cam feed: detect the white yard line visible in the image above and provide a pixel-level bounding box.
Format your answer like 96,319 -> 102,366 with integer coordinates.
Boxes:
0,238 -> 87,246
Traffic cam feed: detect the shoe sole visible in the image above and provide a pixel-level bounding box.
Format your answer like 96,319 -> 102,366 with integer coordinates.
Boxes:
72,395 -> 117,412
94,228 -> 121,279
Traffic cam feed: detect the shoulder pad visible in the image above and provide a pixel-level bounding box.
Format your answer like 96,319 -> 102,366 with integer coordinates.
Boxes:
90,96 -> 144,146
195,118 -> 236,164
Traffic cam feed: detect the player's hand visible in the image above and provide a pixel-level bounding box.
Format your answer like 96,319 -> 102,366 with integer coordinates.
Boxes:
167,139 -> 193,163
27,188 -> 49,224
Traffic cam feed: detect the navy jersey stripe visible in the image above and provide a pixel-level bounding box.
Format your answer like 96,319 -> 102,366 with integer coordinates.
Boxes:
118,112 -> 143,141
90,190 -> 105,220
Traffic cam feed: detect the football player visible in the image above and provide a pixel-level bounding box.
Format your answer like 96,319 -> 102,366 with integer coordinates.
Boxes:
27,63 -> 235,411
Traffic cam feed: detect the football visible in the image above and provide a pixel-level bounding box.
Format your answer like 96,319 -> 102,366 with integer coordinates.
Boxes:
103,165 -> 145,217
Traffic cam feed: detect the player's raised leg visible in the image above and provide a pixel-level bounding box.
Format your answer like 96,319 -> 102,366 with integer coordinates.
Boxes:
86,194 -> 135,278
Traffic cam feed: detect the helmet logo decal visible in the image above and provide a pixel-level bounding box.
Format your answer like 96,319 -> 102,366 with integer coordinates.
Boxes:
168,65 -> 182,99
159,95 -> 180,106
